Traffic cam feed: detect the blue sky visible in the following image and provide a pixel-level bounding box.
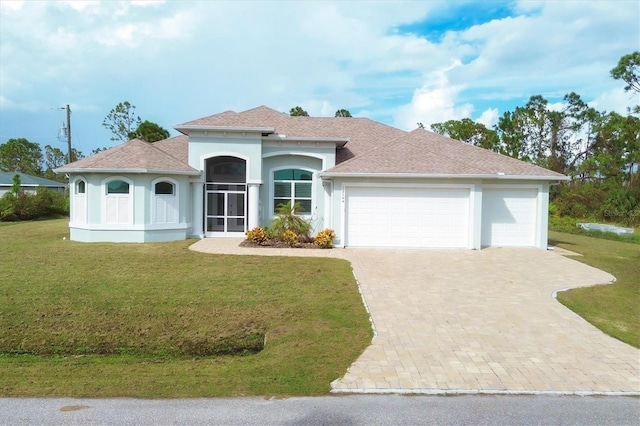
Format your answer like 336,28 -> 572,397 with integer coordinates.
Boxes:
0,0 -> 638,157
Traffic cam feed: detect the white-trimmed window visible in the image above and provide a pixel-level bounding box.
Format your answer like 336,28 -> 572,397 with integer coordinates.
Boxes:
73,178 -> 87,223
104,178 -> 132,224
76,180 -> 86,194
153,179 -> 178,224
273,168 -> 313,215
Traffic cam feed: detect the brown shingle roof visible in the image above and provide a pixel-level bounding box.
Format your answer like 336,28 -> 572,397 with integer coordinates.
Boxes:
55,137 -> 198,174
178,106 -> 564,178
154,134 -> 189,163
177,105 -> 407,164
324,129 -> 566,178
60,106 -> 565,180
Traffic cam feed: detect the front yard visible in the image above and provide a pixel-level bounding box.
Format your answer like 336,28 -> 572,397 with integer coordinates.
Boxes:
0,220 -> 372,397
2,220 -> 637,398
550,231 -> 640,348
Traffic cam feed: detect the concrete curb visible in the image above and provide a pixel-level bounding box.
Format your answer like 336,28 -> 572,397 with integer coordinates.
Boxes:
330,388 -> 640,396
350,266 -> 378,341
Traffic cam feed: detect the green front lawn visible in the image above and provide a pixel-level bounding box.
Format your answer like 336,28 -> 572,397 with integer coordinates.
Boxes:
549,231 -> 640,348
0,220 -> 372,397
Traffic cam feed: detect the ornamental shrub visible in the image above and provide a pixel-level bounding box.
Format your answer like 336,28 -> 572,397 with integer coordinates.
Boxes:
282,229 -> 298,246
245,226 -> 268,245
314,229 -> 336,248
270,201 -> 311,239
0,186 -> 68,221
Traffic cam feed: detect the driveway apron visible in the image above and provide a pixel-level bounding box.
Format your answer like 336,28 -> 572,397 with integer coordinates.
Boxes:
190,240 -> 640,394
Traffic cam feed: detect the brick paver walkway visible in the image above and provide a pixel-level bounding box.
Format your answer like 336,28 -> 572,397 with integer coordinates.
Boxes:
190,239 -> 640,395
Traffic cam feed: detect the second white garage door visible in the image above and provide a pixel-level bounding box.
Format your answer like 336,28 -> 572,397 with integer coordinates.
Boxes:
481,188 -> 538,247
344,186 -> 470,248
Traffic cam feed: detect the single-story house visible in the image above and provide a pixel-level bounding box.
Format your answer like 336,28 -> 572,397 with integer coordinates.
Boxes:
55,105 -> 568,248
0,172 -> 66,197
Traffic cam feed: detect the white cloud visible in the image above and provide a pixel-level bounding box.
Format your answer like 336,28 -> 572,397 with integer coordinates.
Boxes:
477,108 -> 499,128
590,87 -> 639,115
547,102 -> 565,112
393,0 -> 638,131
394,62 -> 474,130
0,1 -> 23,11
131,0 -> 165,6
0,0 -> 638,153
64,1 -> 99,12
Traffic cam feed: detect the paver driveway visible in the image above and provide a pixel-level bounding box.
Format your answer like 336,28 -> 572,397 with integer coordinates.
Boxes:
191,240 -> 640,394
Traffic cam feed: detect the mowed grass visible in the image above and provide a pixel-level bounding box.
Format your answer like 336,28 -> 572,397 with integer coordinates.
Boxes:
0,220 -> 372,397
549,231 -> 640,348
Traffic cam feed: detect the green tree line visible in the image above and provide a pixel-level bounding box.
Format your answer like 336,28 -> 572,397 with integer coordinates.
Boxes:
429,52 -> 639,226
0,101 -> 171,221
0,101 -> 171,182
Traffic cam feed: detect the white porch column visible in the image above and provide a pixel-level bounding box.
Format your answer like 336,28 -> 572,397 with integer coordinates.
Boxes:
471,183 -> 482,250
247,183 -> 260,230
322,179 -> 333,230
192,181 -> 204,238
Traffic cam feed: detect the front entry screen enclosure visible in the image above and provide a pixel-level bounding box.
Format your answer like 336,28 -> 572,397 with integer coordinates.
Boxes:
205,156 -> 247,234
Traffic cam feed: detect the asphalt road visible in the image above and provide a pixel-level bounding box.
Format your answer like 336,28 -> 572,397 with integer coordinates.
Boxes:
1,395 -> 638,425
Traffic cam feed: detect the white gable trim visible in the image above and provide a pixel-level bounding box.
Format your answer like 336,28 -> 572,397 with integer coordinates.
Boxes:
175,125 -> 274,134
321,172 -> 568,181
57,167 -> 199,175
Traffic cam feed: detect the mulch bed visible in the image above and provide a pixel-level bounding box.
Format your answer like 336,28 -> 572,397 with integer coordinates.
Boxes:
240,239 -> 330,249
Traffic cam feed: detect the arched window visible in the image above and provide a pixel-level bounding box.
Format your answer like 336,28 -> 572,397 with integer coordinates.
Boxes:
155,181 -> 174,195
153,179 -> 177,224
273,168 -> 313,215
104,178 -> 132,224
76,180 -> 86,194
107,180 -> 130,194
73,178 -> 87,223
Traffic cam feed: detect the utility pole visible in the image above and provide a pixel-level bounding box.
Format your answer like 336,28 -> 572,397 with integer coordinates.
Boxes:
65,104 -> 72,163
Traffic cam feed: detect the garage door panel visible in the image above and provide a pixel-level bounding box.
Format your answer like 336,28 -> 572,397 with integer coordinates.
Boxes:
482,188 -> 537,247
345,187 -> 470,248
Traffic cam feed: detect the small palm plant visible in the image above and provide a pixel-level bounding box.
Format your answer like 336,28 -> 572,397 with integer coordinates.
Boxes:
270,202 -> 311,240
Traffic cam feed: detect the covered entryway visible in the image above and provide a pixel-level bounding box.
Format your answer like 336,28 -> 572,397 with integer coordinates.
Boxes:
481,187 -> 538,247
205,156 -> 247,236
344,186 -> 471,248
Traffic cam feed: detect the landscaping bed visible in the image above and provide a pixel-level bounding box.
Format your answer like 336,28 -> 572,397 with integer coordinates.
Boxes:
243,202 -> 337,249
240,239 -> 322,249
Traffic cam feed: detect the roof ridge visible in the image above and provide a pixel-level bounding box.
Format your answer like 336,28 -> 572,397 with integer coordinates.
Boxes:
146,136 -> 192,166
176,109 -> 240,127
405,131 -> 494,173
419,129 -> 563,175
240,105 -> 289,117
329,127 -> 410,169
71,139 -> 130,168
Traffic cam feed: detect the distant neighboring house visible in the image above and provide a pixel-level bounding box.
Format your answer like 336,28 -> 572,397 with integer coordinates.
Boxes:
55,105 -> 568,248
0,172 -> 66,197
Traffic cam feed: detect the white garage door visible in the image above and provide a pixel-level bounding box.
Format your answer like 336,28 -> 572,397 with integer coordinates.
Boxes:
481,188 -> 538,247
345,186 -> 470,248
